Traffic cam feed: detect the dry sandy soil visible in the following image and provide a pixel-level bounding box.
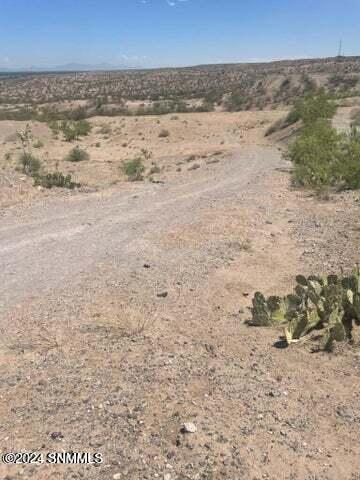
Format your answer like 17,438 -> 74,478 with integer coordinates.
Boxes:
0,111 -> 281,202
0,111 -> 359,480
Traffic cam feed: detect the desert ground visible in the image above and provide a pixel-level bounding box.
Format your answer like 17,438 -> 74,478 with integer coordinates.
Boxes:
0,108 -> 360,480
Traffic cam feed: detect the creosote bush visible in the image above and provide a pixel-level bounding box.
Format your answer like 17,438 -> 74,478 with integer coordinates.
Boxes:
289,122 -> 360,190
295,89 -> 336,126
19,152 -> 42,176
122,157 -> 145,181
66,146 -> 89,162
265,89 -> 333,136
286,91 -> 360,190
60,120 -> 92,141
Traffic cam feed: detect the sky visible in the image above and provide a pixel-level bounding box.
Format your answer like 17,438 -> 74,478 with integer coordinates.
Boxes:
0,0 -> 359,69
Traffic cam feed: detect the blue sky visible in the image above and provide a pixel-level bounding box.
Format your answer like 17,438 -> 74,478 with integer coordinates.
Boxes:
0,0 -> 359,68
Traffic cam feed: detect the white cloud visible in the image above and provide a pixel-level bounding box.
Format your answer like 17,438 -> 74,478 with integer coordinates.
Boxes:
140,0 -> 190,6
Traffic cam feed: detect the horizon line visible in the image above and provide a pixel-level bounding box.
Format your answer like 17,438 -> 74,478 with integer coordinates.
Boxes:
0,54 -> 358,74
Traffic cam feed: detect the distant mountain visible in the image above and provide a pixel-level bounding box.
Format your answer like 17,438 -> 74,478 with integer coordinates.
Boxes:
53,62 -> 133,71
0,62 -> 134,73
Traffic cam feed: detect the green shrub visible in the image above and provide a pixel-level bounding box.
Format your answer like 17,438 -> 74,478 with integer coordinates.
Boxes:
66,146 -> 89,162
336,127 -> 360,190
61,120 -> 92,141
288,121 -> 360,191
282,91 -> 360,190
34,172 -> 80,189
295,89 -> 336,126
284,107 -> 302,125
19,152 -> 42,176
288,120 -> 342,188
62,123 -> 78,142
269,90 -> 337,137
76,120 -> 92,136
122,157 -> 145,181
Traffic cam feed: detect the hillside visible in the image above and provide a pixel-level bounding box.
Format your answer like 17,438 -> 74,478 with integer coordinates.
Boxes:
0,56 -> 359,118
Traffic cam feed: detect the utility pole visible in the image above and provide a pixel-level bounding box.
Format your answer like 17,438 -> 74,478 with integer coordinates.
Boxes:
338,39 -> 343,58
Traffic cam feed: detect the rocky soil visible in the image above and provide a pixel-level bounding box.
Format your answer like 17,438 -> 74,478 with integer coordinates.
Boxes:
0,134 -> 359,479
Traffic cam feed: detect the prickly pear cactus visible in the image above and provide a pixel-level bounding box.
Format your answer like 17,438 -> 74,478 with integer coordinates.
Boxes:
285,308 -> 321,344
250,267 -> 360,351
250,293 -> 288,326
320,307 -> 347,351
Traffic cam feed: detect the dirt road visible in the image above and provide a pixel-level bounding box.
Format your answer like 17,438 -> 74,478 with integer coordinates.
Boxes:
0,145 -> 282,316
1,145 -> 360,480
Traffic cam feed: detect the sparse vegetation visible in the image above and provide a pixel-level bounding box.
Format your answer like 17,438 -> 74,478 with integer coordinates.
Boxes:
60,120 -> 92,141
287,92 -> 360,191
265,89 -> 334,136
16,125 -> 42,176
66,146 -> 89,162
19,152 -> 42,176
289,119 -> 342,188
295,89 -> 337,126
34,172 -> 80,189
122,157 -> 145,181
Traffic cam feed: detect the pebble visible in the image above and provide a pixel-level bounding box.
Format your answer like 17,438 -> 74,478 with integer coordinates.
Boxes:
157,291 -> 168,298
113,474 -> 121,480
181,422 -> 197,434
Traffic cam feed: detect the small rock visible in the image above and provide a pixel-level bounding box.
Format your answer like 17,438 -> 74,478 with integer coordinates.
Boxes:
267,390 -> 281,398
143,264 -> 151,269
113,474 -> 121,480
50,432 -> 63,440
181,422 -> 197,434
157,291 -> 168,298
